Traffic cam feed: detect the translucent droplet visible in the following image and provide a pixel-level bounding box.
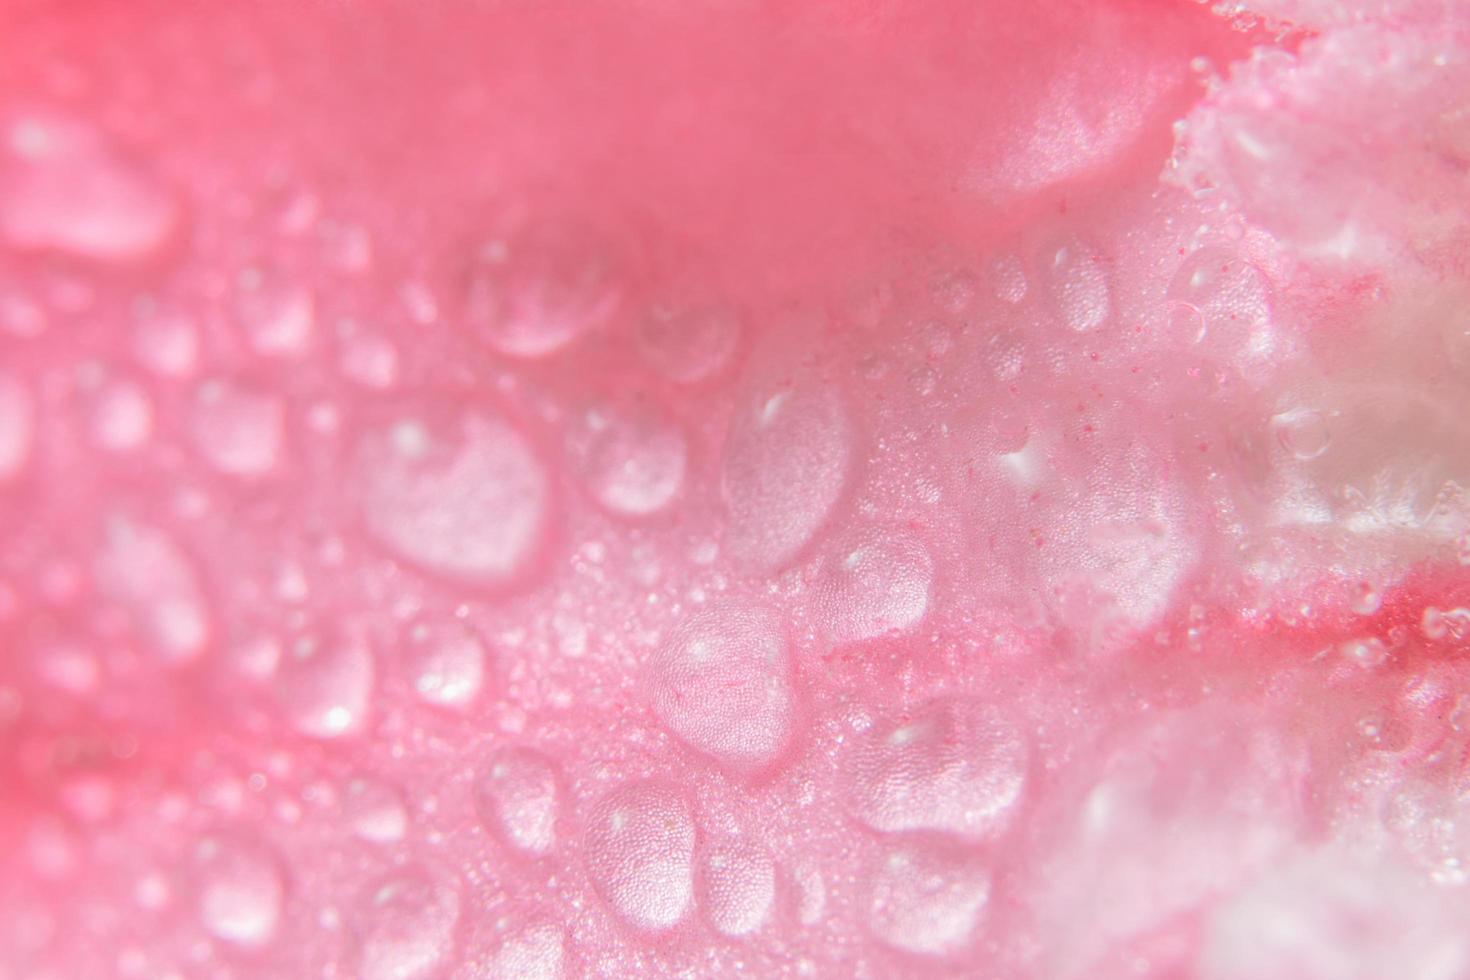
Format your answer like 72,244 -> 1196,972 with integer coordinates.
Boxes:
131,307 -> 199,378
356,407 -> 551,588
477,923 -> 566,980
1350,582 -> 1382,616
473,747 -> 560,857
276,634 -> 375,739
462,213 -> 621,358
403,619 -> 487,711
585,782 -> 695,932
566,396 -> 686,519
649,602 -> 796,773
94,519 -> 210,665
1271,409 -> 1331,460
868,841 -> 991,958
0,111 -> 180,264
339,332 -> 400,390
0,373 -> 34,481
700,839 -> 776,937
87,378 -> 153,453
818,525 -> 934,646
722,360 -> 854,572
1047,238 -> 1111,332
191,379 -> 285,478
1167,301 -> 1207,344
1340,637 -> 1388,668
233,269 -> 315,358
343,777 -> 409,844
194,835 -> 284,948
636,297 -> 741,384
846,698 -> 1028,842
356,871 -> 461,980
1168,246 -> 1273,345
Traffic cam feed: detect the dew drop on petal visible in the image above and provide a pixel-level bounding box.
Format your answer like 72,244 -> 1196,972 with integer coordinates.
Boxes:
194,835 -> 284,949
402,619 -> 487,711
846,698 -> 1028,842
356,871 -> 461,980
356,407 -> 551,589
276,633 -> 375,739
649,601 -> 796,774
473,747 -> 561,858
585,782 -> 696,932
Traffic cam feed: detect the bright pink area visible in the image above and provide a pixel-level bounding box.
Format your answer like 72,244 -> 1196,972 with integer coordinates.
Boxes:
1,1 -> 1469,977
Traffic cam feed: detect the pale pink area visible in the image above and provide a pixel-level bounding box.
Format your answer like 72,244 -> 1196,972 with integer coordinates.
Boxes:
1,1 -> 1470,978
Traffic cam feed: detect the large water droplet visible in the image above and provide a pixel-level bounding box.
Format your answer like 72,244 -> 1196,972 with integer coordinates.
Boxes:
356,871 -> 461,980
191,379 -> 285,478
194,835 -> 284,948
473,747 -> 560,857
700,839 -> 776,937
636,297 -> 741,384
1271,408 -> 1331,461
233,269 -> 316,359
722,354 -> 854,571
846,698 -> 1028,842
461,212 -> 621,358
1046,238 -> 1110,332
343,776 -> 409,844
868,841 -> 991,958
1168,245 -> 1273,346
94,519 -> 211,665
0,111 -> 180,264
276,633 -> 375,739
566,396 -> 686,519
402,619 -> 487,711
476,923 -> 566,980
0,373 -> 34,481
86,377 -> 153,454
817,525 -> 934,646
649,602 -> 796,774
585,782 -> 696,932
356,406 -> 551,589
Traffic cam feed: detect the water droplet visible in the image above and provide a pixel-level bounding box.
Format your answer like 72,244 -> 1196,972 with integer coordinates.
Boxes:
649,602 -> 796,774
1271,408 -> 1331,460
0,111 -> 180,264
846,698 -> 1028,842
566,396 -> 686,519
131,307 -> 199,378
1340,637 -> 1388,668
339,332 -> 400,390
356,407 -> 551,588
191,379 -> 285,478
87,378 -> 153,453
989,252 -> 1028,305
462,212 -> 621,358
1047,238 -> 1110,332
473,747 -> 560,857
636,297 -> 741,383
818,525 -> 934,646
1350,581 -> 1382,616
868,841 -> 991,958
1167,301 -> 1207,344
478,923 -> 566,980
276,633 -> 375,739
94,520 -> 210,664
194,835 -> 284,948
0,373 -> 34,481
356,871 -> 461,980
403,619 -> 487,710
233,269 -> 315,358
700,839 -> 775,937
722,356 -> 854,572
585,782 -> 695,932
343,777 -> 408,844
1168,246 -> 1273,345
